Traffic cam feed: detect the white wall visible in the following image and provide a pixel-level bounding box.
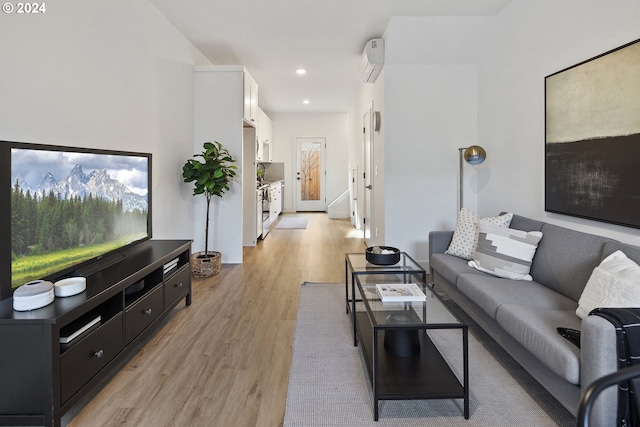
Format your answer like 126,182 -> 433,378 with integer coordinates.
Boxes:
349,1 -> 640,263
348,70 -> 384,244
349,17 -> 488,262
383,64 -> 477,260
269,112 -> 350,213
478,0 -> 640,244
0,0 -> 208,242
193,69 -> 245,262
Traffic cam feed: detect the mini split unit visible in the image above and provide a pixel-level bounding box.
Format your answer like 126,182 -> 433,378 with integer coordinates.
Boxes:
360,38 -> 384,83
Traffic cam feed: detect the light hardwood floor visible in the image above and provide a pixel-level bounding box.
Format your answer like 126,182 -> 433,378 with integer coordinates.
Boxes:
67,213 -> 366,427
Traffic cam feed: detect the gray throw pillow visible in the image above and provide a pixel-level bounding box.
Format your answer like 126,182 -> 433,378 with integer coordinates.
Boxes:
468,221 -> 543,281
445,208 -> 513,260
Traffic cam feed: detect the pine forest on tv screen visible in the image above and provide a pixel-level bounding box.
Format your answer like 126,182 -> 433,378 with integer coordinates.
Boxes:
10,148 -> 149,288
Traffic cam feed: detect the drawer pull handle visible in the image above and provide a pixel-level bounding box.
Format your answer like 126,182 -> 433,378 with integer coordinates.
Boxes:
144,308 -> 153,315
93,349 -> 104,359
175,282 -> 183,288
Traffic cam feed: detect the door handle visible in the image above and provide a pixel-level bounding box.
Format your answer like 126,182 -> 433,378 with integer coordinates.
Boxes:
365,185 -> 373,190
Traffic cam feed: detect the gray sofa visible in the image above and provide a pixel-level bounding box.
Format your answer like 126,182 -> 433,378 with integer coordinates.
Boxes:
429,214 -> 640,426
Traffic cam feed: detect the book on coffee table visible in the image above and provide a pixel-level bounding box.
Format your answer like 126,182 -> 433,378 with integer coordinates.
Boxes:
375,283 -> 426,302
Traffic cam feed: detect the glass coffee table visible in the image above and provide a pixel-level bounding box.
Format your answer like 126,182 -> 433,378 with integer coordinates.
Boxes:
345,252 -> 469,421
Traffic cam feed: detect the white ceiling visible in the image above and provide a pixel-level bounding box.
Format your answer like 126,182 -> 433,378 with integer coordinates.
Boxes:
150,0 -> 512,114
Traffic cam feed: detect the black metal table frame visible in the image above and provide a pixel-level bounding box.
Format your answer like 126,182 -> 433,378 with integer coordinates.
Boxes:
344,252 -> 469,421
345,252 -> 427,346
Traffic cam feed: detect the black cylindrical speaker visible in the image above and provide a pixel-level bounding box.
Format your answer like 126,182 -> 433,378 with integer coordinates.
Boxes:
383,312 -> 421,357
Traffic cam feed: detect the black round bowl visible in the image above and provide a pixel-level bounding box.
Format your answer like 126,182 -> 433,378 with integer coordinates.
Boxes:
365,246 -> 400,265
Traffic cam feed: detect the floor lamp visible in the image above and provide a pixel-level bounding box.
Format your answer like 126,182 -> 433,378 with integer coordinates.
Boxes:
458,145 -> 487,212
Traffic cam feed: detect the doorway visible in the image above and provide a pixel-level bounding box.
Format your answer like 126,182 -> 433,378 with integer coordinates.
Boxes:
362,105 -> 374,246
295,137 -> 326,211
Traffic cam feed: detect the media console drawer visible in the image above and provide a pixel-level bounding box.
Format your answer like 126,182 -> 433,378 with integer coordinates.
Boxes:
125,284 -> 163,345
60,313 -> 124,404
0,239 -> 192,427
164,266 -> 190,308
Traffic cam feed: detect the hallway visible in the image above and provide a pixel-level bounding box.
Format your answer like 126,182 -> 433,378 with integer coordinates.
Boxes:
67,213 -> 365,427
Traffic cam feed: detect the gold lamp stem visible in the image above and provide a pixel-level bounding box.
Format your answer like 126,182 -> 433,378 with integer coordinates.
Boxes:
458,148 -> 465,212
458,145 -> 486,212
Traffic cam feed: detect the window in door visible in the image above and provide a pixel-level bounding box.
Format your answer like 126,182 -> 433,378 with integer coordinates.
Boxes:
296,137 -> 326,211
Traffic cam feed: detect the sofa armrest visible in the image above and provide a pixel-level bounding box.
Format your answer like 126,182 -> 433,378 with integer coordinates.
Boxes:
580,315 -> 618,426
428,231 -> 454,281
429,231 -> 453,256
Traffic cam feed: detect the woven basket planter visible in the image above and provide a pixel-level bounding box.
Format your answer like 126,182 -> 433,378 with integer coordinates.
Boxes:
191,251 -> 221,278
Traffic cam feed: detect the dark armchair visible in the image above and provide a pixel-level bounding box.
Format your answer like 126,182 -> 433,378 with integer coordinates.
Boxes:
577,365 -> 640,427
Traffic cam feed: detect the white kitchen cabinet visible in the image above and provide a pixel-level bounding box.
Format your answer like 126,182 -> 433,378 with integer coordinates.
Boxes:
256,189 -> 263,239
256,108 -> 272,162
263,110 -> 273,161
275,182 -> 282,216
269,182 -> 282,225
256,110 -> 263,161
243,73 -> 259,125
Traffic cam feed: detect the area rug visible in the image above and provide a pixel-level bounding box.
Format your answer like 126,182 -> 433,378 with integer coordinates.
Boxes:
275,217 -> 308,229
283,282 -> 575,426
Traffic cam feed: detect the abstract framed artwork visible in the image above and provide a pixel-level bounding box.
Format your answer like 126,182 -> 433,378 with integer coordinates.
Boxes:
545,38 -> 640,228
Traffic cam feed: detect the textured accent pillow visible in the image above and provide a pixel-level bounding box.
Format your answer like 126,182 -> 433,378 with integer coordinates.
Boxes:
445,208 -> 513,260
468,222 -> 543,281
576,250 -> 640,319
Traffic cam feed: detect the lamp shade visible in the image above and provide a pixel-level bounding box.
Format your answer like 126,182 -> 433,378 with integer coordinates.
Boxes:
463,145 -> 486,165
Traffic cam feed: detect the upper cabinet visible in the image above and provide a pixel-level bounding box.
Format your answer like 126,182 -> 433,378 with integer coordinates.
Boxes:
257,107 -> 273,162
243,73 -> 259,125
263,110 -> 273,161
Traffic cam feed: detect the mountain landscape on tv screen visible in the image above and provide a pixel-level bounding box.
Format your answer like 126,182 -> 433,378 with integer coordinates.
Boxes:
10,150 -> 149,288
13,163 -> 147,212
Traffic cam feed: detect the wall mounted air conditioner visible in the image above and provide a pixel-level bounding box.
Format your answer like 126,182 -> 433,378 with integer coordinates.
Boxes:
360,38 -> 384,83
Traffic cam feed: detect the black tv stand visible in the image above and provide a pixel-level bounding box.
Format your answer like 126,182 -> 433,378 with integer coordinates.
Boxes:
75,252 -> 126,277
0,239 -> 192,427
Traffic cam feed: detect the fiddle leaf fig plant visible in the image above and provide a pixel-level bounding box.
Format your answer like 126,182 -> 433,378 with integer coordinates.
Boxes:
182,141 -> 237,257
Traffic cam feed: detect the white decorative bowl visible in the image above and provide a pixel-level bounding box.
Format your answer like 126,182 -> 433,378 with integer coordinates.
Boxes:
13,280 -> 55,311
54,277 -> 87,297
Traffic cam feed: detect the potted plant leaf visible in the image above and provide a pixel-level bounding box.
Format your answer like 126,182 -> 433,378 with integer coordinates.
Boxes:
182,141 -> 237,277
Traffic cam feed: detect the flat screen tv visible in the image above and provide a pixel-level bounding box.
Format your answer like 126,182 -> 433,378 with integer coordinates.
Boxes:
0,140 -> 152,301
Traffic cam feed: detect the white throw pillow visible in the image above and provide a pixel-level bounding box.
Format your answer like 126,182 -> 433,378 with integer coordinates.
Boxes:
445,208 -> 513,260
468,222 -> 543,281
576,250 -> 640,319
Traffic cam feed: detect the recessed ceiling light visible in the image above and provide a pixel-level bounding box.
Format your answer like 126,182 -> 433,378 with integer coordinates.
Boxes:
296,68 -> 307,75
302,99 -> 310,104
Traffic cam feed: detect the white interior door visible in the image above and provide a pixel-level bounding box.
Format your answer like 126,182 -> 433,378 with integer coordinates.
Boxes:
295,137 -> 326,211
350,166 -> 359,228
363,107 -> 373,246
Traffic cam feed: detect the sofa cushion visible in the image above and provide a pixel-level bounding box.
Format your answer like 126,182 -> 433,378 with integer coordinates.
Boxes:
496,304 -> 581,385
430,253 -> 488,285
576,250 -> 640,319
508,214 -> 545,232
468,222 -> 543,281
456,273 -> 577,319
602,241 -> 640,264
445,209 -> 513,260
530,223 -> 614,302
